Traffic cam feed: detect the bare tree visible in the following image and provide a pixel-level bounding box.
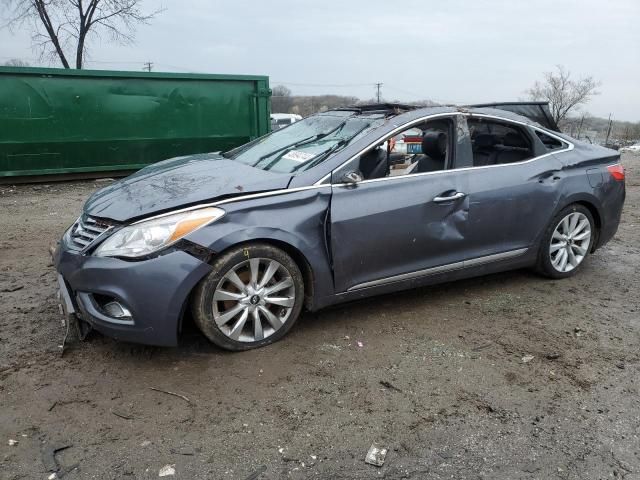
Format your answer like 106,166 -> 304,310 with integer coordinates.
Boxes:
3,58 -> 31,66
1,0 -> 163,69
526,65 -> 601,125
271,85 -> 293,113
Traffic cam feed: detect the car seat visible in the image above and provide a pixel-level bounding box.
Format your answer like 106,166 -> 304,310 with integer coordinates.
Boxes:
359,147 -> 388,179
417,131 -> 447,172
472,133 -> 499,166
494,132 -> 532,164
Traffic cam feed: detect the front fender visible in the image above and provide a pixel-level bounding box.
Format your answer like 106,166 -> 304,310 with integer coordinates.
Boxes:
184,188 -> 335,309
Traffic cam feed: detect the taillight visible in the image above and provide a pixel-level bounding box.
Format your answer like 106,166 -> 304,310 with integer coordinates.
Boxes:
607,164 -> 625,181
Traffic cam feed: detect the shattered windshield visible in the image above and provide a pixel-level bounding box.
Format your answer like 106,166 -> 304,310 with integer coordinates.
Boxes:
224,111 -> 386,173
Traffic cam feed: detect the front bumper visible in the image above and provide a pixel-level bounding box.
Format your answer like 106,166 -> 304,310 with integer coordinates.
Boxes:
54,241 -> 212,346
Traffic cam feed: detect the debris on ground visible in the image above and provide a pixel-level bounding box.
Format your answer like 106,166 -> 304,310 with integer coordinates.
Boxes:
41,443 -> 73,476
472,342 -> 493,351
244,465 -> 267,480
546,353 -> 561,360
170,447 -> 195,456
149,387 -> 191,403
379,380 -> 402,393
158,464 -> 176,477
522,355 -> 535,363
111,409 -> 134,420
8,439 -> 18,446
1,285 -> 24,292
320,343 -> 342,352
356,341 -> 364,348
365,443 -> 388,467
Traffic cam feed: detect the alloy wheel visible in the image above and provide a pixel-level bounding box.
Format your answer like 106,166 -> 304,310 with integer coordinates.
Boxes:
549,212 -> 591,273
212,258 -> 296,342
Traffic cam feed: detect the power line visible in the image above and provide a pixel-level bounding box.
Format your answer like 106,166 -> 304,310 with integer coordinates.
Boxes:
375,82 -> 383,102
384,85 -> 471,105
143,61 -> 153,72
271,81 -> 377,88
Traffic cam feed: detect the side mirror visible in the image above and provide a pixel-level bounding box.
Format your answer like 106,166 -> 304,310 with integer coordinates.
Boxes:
339,170 -> 363,184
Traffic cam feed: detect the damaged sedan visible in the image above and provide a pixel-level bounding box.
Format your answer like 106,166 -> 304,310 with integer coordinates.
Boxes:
54,103 -> 625,350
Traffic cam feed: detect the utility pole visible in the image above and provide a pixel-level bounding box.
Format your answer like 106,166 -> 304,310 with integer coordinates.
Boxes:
143,61 -> 153,72
375,83 -> 383,103
577,114 -> 585,139
605,113 -> 613,145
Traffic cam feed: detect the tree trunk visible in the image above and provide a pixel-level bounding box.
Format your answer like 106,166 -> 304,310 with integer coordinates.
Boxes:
76,35 -> 86,69
34,0 -> 71,68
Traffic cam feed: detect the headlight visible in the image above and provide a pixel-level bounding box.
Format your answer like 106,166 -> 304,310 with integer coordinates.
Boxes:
94,207 -> 225,258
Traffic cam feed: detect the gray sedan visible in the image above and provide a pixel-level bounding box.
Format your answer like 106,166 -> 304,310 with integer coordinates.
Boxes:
54,103 -> 626,350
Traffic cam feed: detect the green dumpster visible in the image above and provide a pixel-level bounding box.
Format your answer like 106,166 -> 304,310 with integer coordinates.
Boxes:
0,67 -> 271,179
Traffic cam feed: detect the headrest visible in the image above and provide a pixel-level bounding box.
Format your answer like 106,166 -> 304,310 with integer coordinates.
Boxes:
421,131 -> 447,161
359,147 -> 385,177
473,133 -> 499,149
503,132 -> 528,148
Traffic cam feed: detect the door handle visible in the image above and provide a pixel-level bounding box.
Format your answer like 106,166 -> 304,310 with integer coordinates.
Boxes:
433,191 -> 466,203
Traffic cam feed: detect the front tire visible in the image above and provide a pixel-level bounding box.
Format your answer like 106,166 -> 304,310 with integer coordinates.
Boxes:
536,204 -> 595,279
191,243 -> 305,351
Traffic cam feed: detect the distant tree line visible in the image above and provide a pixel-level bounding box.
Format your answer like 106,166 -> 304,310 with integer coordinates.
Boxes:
271,84 -> 437,117
562,115 -> 640,145
271,85 -> 360,117
3,58 -> 30,66
272,64 -> 638,145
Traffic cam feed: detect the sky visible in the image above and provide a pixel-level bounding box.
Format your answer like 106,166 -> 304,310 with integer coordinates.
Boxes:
1,0 -> 639,121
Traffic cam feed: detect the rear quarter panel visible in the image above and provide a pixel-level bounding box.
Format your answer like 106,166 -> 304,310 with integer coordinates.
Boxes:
553,141 -> 624,248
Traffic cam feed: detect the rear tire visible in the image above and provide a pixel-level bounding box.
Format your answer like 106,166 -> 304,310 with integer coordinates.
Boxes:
191,243 -> 304,351
536,204 -> 595,279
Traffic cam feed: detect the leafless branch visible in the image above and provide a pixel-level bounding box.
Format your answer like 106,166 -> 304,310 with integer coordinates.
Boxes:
0,0 -> 163,68
526,65 -> 601,125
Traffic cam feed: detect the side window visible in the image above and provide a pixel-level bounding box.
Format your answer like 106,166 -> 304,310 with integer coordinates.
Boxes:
467,118 -> 534,167
535,130 -> 567,151
357,119 -> 453,180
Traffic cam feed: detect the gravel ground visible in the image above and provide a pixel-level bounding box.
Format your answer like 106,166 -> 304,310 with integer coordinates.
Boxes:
1,154 -> 639,480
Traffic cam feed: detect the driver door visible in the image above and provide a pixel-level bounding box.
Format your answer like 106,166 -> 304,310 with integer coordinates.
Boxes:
329,115 -> 473,292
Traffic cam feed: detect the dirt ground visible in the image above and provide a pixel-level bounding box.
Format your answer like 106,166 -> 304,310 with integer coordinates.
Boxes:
1,154 -> 639,480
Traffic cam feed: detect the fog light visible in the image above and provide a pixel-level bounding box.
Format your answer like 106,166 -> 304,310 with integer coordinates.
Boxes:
103,301 -> 132,319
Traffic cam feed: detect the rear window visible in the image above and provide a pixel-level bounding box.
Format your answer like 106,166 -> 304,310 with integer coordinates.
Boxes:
535,131 -> 567,151
467,118 -> 534,167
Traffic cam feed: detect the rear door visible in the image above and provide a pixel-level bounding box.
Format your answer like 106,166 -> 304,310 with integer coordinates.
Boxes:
461,115 -> 566,259
329,115 -> 475,293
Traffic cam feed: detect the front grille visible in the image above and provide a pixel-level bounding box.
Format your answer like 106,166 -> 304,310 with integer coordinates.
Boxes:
68,215 -> 113,251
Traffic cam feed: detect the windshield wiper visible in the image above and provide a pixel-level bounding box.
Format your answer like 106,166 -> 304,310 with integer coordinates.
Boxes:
291,139 -> 348,173
251,134 -> 319,167
291,122 -> 372,172
252,119 -> 351,168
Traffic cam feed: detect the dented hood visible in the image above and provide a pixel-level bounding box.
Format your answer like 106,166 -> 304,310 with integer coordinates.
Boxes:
83,153 -> 292,222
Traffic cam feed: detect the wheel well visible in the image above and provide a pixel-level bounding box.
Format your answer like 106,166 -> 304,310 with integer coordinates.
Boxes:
573,201 -> 601,251
216,239 -> 315,310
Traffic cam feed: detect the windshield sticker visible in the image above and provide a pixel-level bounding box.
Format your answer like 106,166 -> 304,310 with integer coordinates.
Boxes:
282,150 -> 316,162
